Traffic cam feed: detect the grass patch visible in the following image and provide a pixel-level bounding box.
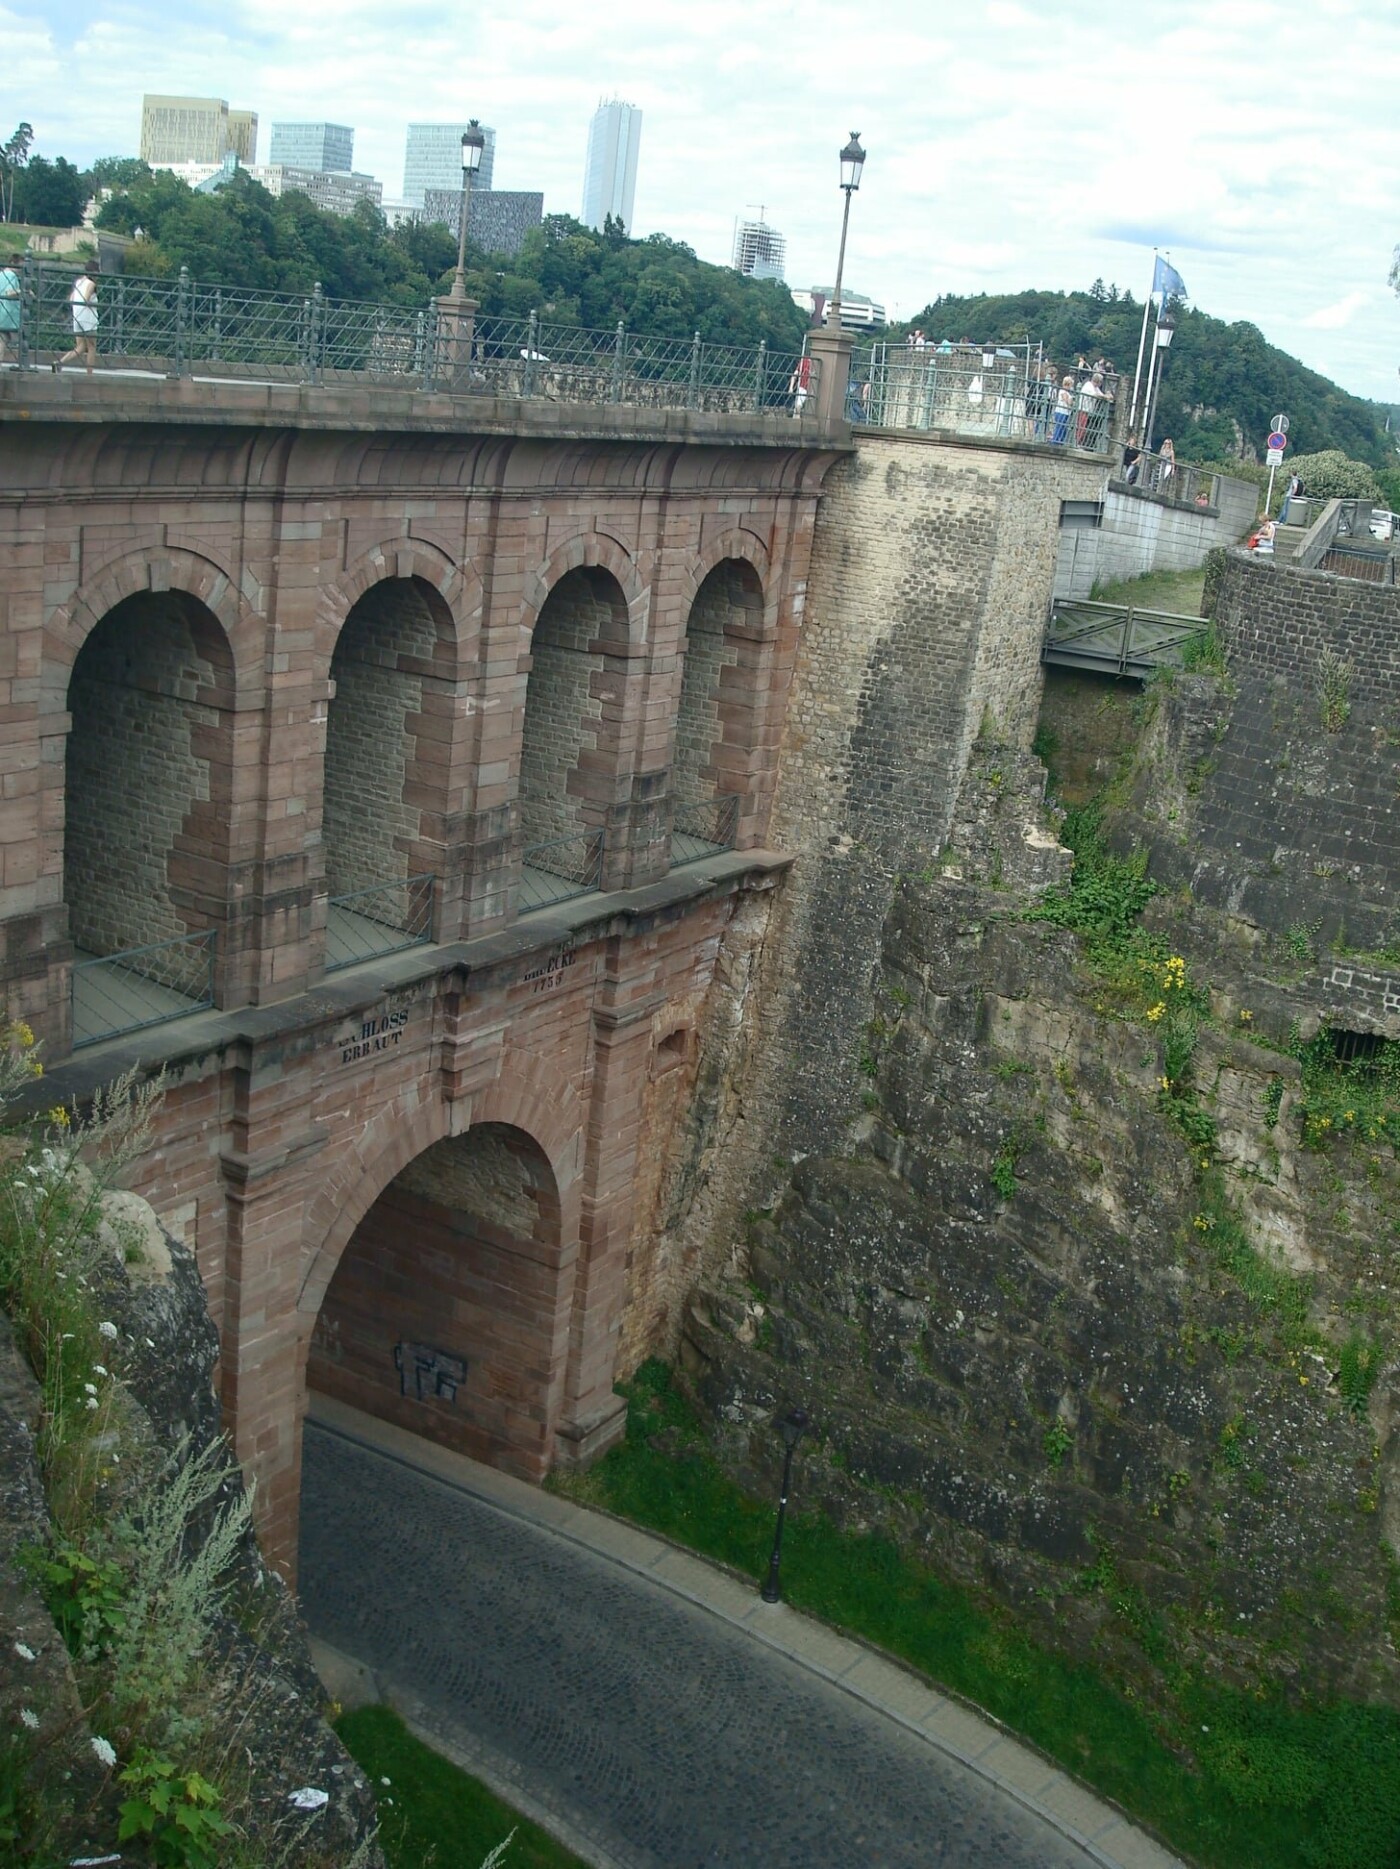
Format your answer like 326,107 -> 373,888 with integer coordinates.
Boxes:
335,1706 -> 585,1869
559,1364 -> 1400,1869
1092,564 -> 1207,617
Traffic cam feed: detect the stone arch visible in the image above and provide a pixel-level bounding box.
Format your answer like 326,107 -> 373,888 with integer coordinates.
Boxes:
671,555 -> 770,856
679,527 -> 775,619
315,540 -> 481,678
521,532 -> 648,649
44,544 -> 261,706
322,575 -> 459,937
517,562 -> 634,864
63,587 -> 240,1025
298,1050 -> 582,1319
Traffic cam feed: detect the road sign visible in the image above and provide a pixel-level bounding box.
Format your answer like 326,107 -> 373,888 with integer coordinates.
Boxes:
1267,446 -> 1285,466
1267,431 -> 1288,452
1271,413 -> 1290,434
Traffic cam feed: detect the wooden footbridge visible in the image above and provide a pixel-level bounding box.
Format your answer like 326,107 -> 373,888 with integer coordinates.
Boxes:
1042,599 -> 1208,679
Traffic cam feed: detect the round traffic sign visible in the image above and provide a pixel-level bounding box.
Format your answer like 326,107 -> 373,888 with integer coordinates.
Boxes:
1270,413 -> 1290,434
1268,431 -> 1287,452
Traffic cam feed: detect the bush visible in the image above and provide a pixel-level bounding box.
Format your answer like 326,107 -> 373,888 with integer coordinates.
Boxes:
1284,450 -> 1380,502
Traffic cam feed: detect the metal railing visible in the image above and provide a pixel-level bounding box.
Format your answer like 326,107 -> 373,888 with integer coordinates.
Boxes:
11,258 -> 822,417
849,339 -> 1116,454
671,794 -> 739,862
1042,599 -> 1207,679
71,927 -> 216,1048
1114,447 -> 1217,508
519,829 -> 605,910
325,875 -> 435,972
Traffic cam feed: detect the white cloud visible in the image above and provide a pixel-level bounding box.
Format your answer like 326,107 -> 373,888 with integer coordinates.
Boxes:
4,0 -> 1398,398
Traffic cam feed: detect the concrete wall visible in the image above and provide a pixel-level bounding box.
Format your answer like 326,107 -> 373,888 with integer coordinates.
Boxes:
1054,473 -> 1258,601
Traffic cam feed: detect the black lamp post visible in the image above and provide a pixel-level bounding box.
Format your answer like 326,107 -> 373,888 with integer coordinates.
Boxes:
760,1404 -> 809,1603
826,132 -> 866,330
1144,304 -> 1176,454
452,120 -> 486,302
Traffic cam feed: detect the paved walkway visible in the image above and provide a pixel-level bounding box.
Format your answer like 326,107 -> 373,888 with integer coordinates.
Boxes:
300,1397 -> 1183,1869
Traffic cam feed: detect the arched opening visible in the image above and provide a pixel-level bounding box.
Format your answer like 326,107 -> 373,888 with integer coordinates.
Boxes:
307,1123 -> 566,1475
517,566 -> 627,908
323,577 -> 448,968
65,591 -> 235,1046
671,559 -> 763,861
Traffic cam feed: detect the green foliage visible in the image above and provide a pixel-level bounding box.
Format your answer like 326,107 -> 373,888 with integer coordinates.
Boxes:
13,154 -> 85,228
1181,622 -> 1229,677
1042,1420 -> 1073,1467
1316,646 -> 1354,734
1030,804 -> 1157,966
990,1137 -> 1022,1199
1192,1172 -> 1313,1348
336,1705 -> 584,1869
89,171 -> 809,351
0,122 -> 33,224
557,1363 -> 1400,1869
1285,450 -> 1381,502
116,1750 -> 234,1868
1296,1032 -> 1400,1151
30,1538 -> 127,1659
1338,1338 -> 1383,1417
888,288 -> 1393,469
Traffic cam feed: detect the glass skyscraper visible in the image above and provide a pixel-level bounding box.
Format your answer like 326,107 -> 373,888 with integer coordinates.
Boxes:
270,123 -> 354,173
403,124 -> 497,208
581,99 -> 641,233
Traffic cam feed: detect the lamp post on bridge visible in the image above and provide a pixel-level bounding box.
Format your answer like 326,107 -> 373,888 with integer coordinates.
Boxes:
807,133 -> 867,426
438,119 -> 485,389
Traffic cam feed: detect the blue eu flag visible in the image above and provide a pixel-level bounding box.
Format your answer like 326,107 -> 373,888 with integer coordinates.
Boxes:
1153,256 -> 1187,301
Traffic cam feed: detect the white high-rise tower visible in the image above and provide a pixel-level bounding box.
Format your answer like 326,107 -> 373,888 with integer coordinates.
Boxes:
582,98 -> 642,233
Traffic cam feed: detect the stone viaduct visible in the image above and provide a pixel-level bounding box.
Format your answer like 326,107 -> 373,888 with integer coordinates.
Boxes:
0,356 -> 1112,1575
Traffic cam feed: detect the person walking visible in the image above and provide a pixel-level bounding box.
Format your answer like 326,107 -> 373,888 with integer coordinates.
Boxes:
54,260 -> 98,374
0,262 -> 21,365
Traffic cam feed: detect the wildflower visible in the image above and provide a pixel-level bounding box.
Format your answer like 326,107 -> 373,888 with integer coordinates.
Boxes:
98,1321 -> 118,1341
83,1383 -> 96,1396
1238,1009 -> 1253,1022
46,1105 -> 70,1128
92,1365 -> 108,1378
13,1642 -> 34,1661
84,1396 -> 99,1410
19,1708 -> 38,1731
90,1735 -> 116,1769
381,1777 -> 392,1787
1159,1076 -> 1171,1092
1145,1003 -> 1166,1023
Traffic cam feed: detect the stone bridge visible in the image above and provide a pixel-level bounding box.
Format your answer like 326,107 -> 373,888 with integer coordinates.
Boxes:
0,367 -> 847,1572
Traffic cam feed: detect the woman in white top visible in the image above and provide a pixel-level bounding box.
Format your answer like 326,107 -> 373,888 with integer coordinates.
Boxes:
55,262 -> 98,374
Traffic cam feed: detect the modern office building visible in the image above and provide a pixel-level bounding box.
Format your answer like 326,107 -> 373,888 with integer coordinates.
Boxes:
403,123 -> 496,208
732,217 -> 786,283
140,95 -> 258,166
581,98 -> 641,232
423,188 -> 544,258
270,123 -> 354,173
791,285 -> 887,331
249,166 -> 383,216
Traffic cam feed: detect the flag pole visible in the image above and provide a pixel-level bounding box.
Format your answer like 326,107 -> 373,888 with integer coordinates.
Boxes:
1128,249 -> 1155,432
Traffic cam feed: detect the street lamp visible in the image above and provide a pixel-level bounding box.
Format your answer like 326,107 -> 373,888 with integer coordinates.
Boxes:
760,1404 -> 810,1603
1144,304 -> 1176,454
826,132 -> 866,330
452,120 -> 486,302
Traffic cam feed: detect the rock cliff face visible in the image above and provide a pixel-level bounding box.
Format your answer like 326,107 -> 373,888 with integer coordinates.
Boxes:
682,754 -> 1400,1701
0,1190 -> 382,1865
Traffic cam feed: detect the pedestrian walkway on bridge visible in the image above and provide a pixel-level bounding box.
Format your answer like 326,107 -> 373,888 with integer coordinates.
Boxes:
1042,598 -> 1209,680
300,1397 -> 1183,1869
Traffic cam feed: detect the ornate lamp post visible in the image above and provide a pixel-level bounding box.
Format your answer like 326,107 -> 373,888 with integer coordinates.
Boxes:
760,1405 -> 810,1604
452,120 -> 486,303
826,132 -> 866,330
1144,304 -> 1176,454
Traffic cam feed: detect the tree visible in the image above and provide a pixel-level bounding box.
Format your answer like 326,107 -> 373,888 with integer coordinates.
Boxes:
1283,450 -> 1379,501
0,122 -> 33,223
86,156 -> 150,192
15,155 -> 86,229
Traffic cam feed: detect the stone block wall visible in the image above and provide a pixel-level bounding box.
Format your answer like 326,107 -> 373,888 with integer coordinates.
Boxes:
673,563 -> 748,802
66,595 -> 220,955
518,569 -> 612,848
1053,474 -> 1258,601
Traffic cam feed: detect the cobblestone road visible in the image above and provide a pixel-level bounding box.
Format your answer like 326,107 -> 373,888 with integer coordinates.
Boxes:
300,1420 -> 1107,1869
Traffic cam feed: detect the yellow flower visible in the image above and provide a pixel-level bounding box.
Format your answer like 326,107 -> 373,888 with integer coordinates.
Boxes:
46,1106 -> 69,1129
1146,1003 -> 1166,1023
12,1022 -> 34,1048
1159,1076 -> 1171,1092
1238,1009 -> 1253,1022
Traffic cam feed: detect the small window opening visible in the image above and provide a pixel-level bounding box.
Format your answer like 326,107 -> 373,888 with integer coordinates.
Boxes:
1327,1028 -> 1385,1066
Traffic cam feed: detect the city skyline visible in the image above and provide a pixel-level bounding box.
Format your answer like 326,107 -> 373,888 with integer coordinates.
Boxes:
581,97 -> 641,232
8,0 -> 1398,404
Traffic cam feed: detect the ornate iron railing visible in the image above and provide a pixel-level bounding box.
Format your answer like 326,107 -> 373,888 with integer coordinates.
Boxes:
519,830 -> 605,910
325,876 -> 435,972
71,927 -> 216,1048
671,794 -> 740,862
15,258 -> 821,417
852,339 -> 1117,454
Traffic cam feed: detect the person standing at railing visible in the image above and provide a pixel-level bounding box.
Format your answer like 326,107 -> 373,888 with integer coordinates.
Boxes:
1051,374 -> 1074,445
0,262 -> 19,365
1075,366 -> 1107,447
788,351 -> 812,414
1122,432 -> 1142,485
1158,437 -> 1176,489
1279,471 -> 1302,524
54,260 -> 98,375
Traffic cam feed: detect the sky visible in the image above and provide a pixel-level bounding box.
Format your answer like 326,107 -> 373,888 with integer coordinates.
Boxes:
5,0 -> 1399,409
